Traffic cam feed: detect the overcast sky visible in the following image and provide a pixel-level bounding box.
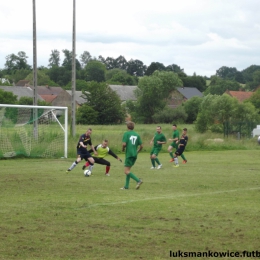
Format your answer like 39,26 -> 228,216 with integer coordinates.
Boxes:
0,0 -> 260,77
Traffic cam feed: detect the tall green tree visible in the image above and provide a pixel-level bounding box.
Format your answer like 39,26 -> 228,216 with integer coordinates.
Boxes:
145,62 -> 165,76
62,49 -> 81,70
241,65 -> 260,82
48,49 -> 60,67
4,51 -> 31,72
127,59 -> 146,76
80,51 -> 92,68
82,81 -> 124,124
216,66 -> 238,80
84,61 -> 106,82
165,64 -> 183,73
183,96 -> 203,123
182,75 -> 207,92
133,71 -> 182,123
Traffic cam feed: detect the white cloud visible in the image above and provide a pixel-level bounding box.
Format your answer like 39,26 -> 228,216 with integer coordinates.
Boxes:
0,0 -> 260,77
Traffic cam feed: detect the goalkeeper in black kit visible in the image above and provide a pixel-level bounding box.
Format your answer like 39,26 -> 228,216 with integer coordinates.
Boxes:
82,139 -> 122,176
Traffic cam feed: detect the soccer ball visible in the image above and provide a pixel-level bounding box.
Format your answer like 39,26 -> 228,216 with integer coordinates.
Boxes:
84,169 -> 91,177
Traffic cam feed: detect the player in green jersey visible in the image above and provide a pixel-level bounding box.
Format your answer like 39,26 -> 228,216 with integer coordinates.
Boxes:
168,124 -> 187,164
121,121 -> 143,190
150,126 -> 167,169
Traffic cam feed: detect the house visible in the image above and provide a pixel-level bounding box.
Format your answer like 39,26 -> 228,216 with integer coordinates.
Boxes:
108,85 -> 137,102
225,90 -> 253,102
66,90 -> 86,108
0,86 -> 44,101
28,86 -> 71,107
168,87 -> 203,108
16,80 -> 30,87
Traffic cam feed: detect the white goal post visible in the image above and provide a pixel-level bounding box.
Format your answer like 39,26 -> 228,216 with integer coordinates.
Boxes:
0,104 -> 68,158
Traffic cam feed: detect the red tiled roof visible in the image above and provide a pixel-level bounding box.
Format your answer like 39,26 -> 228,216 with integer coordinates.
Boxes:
40,95 -> 57,103
225,90 -> 253,102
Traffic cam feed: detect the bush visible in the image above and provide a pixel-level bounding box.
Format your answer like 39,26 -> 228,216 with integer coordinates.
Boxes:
152,106 -> 187,123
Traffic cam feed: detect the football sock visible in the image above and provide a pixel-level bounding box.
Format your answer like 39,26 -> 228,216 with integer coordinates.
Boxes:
151,159 -> 156,167
169,152 -> 174,158
181,154 -> 187,161
129,172 -> 139,182
106,166 -> 110,173
125,174 -> 130,189
174,157 -> 179,165
69,161 -> 77,170
155,158 -> 161,165
85,161 -> 90,167
89,164 -> 94,171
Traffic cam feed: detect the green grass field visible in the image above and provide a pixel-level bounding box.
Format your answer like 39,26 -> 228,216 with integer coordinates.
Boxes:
1,150 -> 260,260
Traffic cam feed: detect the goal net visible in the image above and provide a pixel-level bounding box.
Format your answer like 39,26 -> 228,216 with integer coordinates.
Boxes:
0,104 -> 68,159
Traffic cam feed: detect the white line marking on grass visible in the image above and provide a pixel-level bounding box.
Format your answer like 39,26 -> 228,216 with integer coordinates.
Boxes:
80,187 -> 260,208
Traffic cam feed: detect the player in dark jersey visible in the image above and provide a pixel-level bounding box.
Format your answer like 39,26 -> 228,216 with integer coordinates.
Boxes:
66,128 -> 97,172
173,128 -> 188,168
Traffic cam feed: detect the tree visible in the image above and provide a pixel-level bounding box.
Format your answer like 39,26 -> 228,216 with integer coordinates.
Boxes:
76,104 -> 98,124
204,76 -> 241,95
165,64 -> 183,73
152,70 -> 183,95
5,51 -> 31,72
194,94 -> 257,133
133,71 -> 182,123
47,66 -> 72,87
245,88 -> 260,112
183,96 -> 203,123
134,75 -> 164,123
9,68 -> 31,85
152,105 -> 187,124
82,81 -> 124,124
104,57 -> 117,70
25,70 -> 58,86
127,59 -> 146,76
115,55 -> 128,70
64,79 -> 88,91
48,49 -> 60,67
216,66 -> 238,80
181,75 -> 207,92
245,70 -> 260,91
62,49 -> 81,70
106,69 -> 137,85
80,51 -> 92,68
145,62 -> 165,76
84,61 -> 106,82
241,65 -> 260,83
0,89 -> 17,104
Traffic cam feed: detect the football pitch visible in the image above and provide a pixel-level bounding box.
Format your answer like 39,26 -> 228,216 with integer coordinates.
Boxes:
1,150 -> 260,260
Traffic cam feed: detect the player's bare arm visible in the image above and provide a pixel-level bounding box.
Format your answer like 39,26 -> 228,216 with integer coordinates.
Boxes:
80,141 -> 86,148
137,144 -> 143,153
122,142 -> 126,152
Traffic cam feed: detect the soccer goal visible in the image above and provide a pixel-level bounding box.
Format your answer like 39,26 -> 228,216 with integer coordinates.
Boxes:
0,104 -> 68,159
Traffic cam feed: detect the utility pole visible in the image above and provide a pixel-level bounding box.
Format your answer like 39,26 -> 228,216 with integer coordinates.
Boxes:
32,0 -> 38,138
71,0 -> 76,136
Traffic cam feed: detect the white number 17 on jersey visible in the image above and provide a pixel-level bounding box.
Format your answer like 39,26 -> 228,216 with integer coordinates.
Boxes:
130,135 -> 137,145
